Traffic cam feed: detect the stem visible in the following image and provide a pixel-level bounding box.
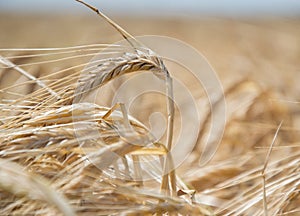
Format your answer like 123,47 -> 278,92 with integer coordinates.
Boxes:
166,75 -> 174,151
161,74 -> 176,196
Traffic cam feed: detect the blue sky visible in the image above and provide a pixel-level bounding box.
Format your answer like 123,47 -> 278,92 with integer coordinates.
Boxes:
0,0 -> 300,17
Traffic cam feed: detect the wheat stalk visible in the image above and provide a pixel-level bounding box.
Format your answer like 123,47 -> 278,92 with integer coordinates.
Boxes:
75,0 -> 176,196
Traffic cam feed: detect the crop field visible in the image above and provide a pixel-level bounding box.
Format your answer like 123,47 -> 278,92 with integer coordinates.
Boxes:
0,2 -> 300,215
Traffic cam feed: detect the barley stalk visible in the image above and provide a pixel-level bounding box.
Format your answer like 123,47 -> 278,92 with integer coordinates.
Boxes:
75,0 -> 176,195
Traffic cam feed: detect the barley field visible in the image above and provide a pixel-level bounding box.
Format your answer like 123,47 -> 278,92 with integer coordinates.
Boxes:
0,3 -> 300,215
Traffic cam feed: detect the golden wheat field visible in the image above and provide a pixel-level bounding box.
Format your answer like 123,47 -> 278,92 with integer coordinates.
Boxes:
0,3 -> 300,215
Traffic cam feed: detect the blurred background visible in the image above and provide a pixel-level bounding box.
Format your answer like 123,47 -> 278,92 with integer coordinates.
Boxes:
1,0 -> 300,16
0,0 -> 299,86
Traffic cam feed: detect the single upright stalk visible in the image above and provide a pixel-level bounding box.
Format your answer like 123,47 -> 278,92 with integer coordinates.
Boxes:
160,74 -> 176,196
166,75 -> 175,151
